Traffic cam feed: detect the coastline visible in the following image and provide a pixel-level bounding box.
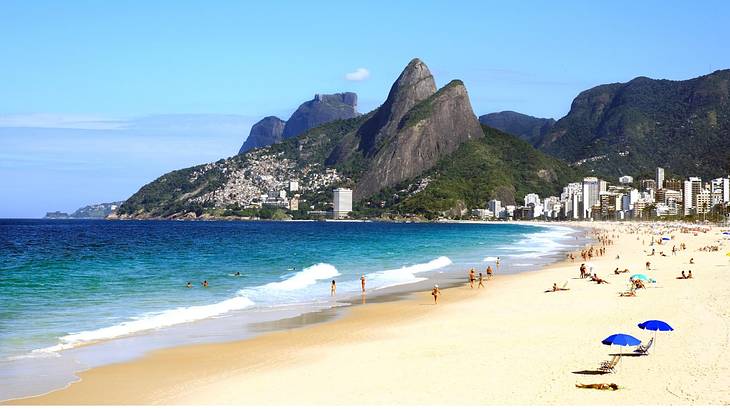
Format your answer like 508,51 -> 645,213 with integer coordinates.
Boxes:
10,221 -> 730,404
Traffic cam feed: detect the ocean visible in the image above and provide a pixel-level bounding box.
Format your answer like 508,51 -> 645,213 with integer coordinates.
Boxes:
0,219 -> 586,400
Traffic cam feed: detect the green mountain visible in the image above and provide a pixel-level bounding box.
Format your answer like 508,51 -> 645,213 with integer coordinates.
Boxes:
538,70 -> 730,179
116,59 -> 581,220
479,111 -> 555,146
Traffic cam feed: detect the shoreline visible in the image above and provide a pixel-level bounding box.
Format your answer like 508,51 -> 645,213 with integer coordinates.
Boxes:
1,221 -> 586,402
10,221 -> 730,404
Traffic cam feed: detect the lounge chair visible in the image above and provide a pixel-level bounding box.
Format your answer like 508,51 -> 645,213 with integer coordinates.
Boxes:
634,337 -> 654,355
598,355 -> 620,373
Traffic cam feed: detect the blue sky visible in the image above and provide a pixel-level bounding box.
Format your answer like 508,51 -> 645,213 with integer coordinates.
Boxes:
2,1 -> 730,217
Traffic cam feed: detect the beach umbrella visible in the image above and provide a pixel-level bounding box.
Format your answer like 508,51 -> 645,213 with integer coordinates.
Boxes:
630,274 -> 650,282
662,236 -> 671,241
638,320 -> 674,352
602,333 -> 641,370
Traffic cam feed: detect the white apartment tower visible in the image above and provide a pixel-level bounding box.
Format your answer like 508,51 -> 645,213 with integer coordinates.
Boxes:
656,167 -> 665,190
333,188 -> 353,219
582,177 -> 600,219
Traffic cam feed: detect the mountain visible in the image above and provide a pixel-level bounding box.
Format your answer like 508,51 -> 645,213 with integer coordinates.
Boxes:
238,93 -> 359,153
537,70 -> 730,179
238,116 -> 286,153
45,201 -> 123,219
116,58 -> 580,220
283,92 -> 358,138
479,111 -> 555,146
327,58 -> 484,200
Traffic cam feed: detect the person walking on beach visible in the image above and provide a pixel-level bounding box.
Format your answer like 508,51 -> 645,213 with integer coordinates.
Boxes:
360,275 -> 366,293
486,265 -> 494,279
478,272 -> 484,288
431,284 -> 441,304
469,268 -> 476,288
331,279 -> 336,296
496,257 -> 501,269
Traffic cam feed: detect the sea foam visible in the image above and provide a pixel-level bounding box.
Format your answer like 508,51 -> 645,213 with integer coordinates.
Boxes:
35,295 -> 255,354
367,256 -> 452,290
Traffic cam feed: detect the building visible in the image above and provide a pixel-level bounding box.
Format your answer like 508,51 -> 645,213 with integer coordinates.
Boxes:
683,177 -> 702,215
656,167 -> 665,190
333,188 -> 353,219
711,177 -> 730,205
289,180 -> 299,192
619,175 -> 634,184
289,195 -> 300,211
524,193 -> 540,207
488,199 -> 502,217
696,190 -> 712,215
582,177 -> 600,219
664,178 -> 683,192
640,179 -> 656,192
471,209 -> 494,220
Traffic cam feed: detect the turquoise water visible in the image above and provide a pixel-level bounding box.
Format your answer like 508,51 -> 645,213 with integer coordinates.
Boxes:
0,219 -> 582,400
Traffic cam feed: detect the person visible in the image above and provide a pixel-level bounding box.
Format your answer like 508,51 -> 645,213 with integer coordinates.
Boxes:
331,279 -> 336,296
431,284 -> 441,304
360,275 -> 366,293
614,268 -> 619,275
690,257 -> 695,264
579,263 -> 587,279
234,271 -> 241,276
468,268 -> 476,288
576,383 -> 619,390
687,270 -> 693,279
646,261 -> 651,270
677,270 -> 687,279
486,265 -> 494,279
186,281 -> 193,288
478,272 -> 485,288
202,280 -> 209,287
496,257 -> 501,269
650,248 -> 655,256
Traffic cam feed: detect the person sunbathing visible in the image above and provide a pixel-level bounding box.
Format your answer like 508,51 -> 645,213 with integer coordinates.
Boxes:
633,279 -> 646,289
576,383 -> 619,391
677,270 -> 688,279
591,273 -> 609,284
619,289 -> 637,297
687,270 -> 693,279
546,282 -> 569,292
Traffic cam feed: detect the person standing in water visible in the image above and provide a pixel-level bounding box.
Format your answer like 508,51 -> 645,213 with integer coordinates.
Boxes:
331,279 -> 336,296
186,282 -> 193,288
468,268 -> 476,288
486,265 -> 494,280
201,280 -> 209,287
496,257 -> 501,269
360,275 -> 366,293
431,284 -> 441,304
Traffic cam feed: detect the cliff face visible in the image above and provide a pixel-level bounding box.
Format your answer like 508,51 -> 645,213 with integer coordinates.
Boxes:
328,59 -> 484,200
479,111 -> 555,146
239,93 -> 359,153
354,80 -> 483,200
537,70 -> 730,178
283,92 -> 359,139
238,116 -> 286,153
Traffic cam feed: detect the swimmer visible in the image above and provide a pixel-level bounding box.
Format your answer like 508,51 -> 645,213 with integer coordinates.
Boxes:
186,282 -> 193,288
201,280 -> 209,287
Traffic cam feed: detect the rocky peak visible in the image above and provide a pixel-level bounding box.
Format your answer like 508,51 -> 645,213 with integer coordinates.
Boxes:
239,116 -> 286,153
358,58 -> 437,154
282,92 -> 359,139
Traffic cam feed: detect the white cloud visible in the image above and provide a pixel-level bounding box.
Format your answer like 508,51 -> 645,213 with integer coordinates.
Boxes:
0,113 -> 126,130
345,68 -> 370,82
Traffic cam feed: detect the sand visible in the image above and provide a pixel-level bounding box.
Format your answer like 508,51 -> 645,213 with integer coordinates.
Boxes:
8,222 -> 730,405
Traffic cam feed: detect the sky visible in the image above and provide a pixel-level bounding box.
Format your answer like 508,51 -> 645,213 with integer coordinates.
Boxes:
2,0 -> 730,217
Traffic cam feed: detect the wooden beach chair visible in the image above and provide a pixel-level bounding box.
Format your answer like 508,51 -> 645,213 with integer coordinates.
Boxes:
598,355 -> 620,373
634,337 -> 654,355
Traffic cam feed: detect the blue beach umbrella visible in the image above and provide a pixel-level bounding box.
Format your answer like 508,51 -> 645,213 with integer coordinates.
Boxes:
662,237 -> 671,241
630,274 -> 650,282
638,320 -> 674,352
602,333 -> 641,370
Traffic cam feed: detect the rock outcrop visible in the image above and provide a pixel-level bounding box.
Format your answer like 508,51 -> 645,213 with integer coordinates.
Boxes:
238,116 -> 286,153
239,93 -> 359,153
283,92 -> 358,139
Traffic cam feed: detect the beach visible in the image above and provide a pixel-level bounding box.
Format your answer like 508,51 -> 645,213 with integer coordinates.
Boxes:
8,221 -> 730,405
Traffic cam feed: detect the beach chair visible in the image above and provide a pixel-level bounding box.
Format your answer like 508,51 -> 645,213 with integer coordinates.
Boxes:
634,337 -> 654,355
598,355 -> 620,373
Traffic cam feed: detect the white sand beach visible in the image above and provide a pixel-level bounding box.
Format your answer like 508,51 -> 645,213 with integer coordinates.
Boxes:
9,222 -> 730,405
